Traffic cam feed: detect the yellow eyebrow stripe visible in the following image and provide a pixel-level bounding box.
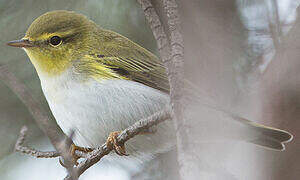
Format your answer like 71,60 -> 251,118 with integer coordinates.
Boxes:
25,29 -> 76,41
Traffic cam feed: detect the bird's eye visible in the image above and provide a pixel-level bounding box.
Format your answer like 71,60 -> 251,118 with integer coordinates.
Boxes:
49,36 -> 62,46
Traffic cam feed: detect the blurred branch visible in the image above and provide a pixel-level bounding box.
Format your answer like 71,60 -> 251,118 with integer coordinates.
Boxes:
0,65 -> 77,179
0,65 -> 67,144
269,0 -> 282,49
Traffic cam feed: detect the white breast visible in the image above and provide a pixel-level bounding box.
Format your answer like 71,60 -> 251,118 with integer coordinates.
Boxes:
39,68 -> 175,161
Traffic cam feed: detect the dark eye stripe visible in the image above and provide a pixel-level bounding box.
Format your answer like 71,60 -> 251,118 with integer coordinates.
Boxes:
60,32 -> 82,43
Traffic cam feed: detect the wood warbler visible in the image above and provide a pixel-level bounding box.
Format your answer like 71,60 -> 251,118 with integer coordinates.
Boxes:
7,11 -> 292,164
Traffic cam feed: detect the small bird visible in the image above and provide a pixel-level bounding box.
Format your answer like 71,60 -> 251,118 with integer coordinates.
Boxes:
7,10 -> 292,164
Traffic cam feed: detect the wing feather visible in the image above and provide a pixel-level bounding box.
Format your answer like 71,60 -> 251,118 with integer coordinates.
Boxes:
87,29 -> 170,93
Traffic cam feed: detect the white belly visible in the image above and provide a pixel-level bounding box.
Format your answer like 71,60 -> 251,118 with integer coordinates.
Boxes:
40,70 -> 174,161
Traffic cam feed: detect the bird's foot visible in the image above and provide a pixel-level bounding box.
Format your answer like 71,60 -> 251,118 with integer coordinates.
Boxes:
106,131 -> 128,156
70,144 -> 93,165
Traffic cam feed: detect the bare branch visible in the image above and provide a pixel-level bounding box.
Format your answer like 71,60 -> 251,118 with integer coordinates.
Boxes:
65,108 -> 171,179
161,0 -> 184,129
14,126 -> 81,179
12,102 -> 170,180
137,0 -> 184,128
138,0 -> 186,179
137,0 -> 171,63
15,126 -> 60,158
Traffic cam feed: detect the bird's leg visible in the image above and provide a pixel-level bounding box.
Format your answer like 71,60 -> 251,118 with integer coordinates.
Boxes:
70,144 -> 93,165
106,131 -> 128,156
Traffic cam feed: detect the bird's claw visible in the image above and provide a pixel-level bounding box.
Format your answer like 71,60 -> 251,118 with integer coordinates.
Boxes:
70,144 -> 93,166
106,131 -> 128,156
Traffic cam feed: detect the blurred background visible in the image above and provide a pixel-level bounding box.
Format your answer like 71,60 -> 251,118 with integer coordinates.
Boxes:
0,0 -> 299,179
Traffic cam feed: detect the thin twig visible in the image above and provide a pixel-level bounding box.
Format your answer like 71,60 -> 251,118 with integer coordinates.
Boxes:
15,126 -> 93,159
15,126 -> 60,158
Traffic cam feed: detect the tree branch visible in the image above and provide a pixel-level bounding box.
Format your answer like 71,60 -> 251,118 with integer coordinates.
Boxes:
69,108 -> 171,179
0,65 -> 67,145
138,0 -> 186,179
12,99 -> 170,179
137,0 -> 171,63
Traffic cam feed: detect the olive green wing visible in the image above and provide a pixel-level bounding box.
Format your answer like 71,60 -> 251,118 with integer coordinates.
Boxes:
88,29 -> 170,93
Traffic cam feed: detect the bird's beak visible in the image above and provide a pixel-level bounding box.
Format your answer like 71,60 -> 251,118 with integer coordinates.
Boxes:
7,39 -> 33,48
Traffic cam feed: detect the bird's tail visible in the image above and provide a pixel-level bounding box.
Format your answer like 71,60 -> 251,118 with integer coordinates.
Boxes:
233,116 -> 293,151
184,80 -> 293,151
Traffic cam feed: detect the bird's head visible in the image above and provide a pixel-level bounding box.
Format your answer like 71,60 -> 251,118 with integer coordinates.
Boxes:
7,10 -> 97,76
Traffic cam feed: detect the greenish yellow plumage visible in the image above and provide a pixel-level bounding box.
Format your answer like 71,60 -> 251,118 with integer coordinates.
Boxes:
23,10 -> 169,92
84,29 -> 169,92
